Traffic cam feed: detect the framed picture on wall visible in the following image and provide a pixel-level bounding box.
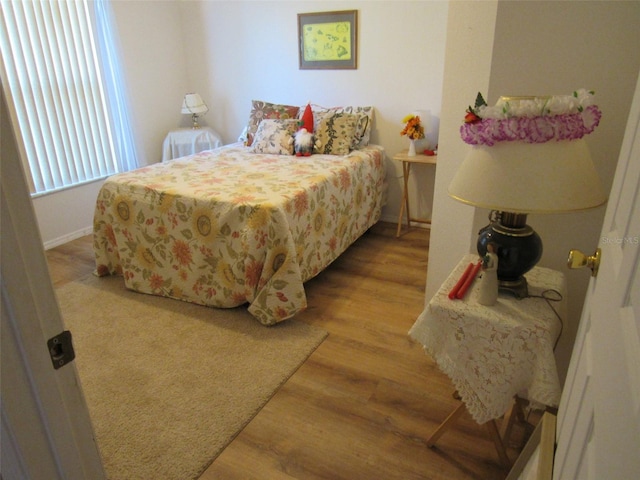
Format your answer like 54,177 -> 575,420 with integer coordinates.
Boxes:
298,10 -> 358,70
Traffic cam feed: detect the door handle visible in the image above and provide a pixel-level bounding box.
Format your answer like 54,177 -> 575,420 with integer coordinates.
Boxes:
567,248 -> 601,277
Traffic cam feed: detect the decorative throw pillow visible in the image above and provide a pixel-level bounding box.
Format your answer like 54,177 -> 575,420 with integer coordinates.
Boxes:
249,118 -> 298,155
311,105 -> 374,149
243,100 -> 300,146
344,106 -> 374,148
314,112 -> 358,156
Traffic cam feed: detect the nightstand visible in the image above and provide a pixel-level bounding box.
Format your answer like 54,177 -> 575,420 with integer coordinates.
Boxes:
162,127 -> 222,162
409,254 -> 566,466
393,150 -> 437,237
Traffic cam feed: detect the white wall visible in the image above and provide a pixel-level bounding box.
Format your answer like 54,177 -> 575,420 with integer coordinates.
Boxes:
32,181 -> 104,249
111,0 -> 191,166
425,0 -> 498,308
426,0 -> 640,385
34,0 -> 449,246
183,0 -> 448,225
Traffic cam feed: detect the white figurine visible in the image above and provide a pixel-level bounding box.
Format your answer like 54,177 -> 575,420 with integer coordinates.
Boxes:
478,243 -> 499,306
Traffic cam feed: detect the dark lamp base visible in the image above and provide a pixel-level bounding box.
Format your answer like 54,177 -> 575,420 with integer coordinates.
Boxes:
477,212 -> 542,298
497,276 -> 529,299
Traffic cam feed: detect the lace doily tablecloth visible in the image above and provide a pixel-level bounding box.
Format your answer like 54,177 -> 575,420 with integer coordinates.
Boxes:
409,254 -> 565,424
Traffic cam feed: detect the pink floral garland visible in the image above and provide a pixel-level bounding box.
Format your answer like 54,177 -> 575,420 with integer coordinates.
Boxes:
460,105 -> 602,146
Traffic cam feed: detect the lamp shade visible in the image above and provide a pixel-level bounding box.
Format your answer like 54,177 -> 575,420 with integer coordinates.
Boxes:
448,139 -> 607,214
449,90 -> 606,296
181,93 -> 208,115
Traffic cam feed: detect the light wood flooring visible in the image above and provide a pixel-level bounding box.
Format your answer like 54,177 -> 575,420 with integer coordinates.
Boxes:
47,222 -> 534,480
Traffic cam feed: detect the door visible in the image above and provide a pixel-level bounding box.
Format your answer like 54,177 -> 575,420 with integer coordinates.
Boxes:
1,88 -> 105,478
553,75 -> 640,478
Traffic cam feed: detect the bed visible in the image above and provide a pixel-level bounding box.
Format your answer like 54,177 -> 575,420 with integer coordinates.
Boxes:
93,135 -> 386,325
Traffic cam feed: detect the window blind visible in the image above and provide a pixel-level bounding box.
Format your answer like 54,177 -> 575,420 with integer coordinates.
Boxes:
0,0 -> 136,195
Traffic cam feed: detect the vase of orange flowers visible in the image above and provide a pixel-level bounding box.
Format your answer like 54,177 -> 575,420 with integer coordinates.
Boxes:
408,139 -> 417,156
400,114 -> 425,156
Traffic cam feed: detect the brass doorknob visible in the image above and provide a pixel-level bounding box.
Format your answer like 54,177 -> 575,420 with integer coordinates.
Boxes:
567,248 -> 601,277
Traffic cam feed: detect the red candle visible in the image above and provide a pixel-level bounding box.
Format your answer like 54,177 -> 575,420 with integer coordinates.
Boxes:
456,261 -> 482,299
448,262 -> 473,300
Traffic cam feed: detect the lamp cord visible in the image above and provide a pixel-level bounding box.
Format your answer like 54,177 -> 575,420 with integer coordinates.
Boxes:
526,289 -> 564,351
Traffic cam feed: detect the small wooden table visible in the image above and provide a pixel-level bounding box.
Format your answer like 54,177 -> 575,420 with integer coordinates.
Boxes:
409,255 -> 565,466
393,150 -> 437,237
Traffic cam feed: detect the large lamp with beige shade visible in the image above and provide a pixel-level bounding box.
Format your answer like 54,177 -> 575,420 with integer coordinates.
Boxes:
449,90 -> 607,297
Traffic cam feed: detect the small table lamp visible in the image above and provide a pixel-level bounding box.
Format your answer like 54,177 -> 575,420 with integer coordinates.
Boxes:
181,93 -> 209,129
449,90 -> 607,297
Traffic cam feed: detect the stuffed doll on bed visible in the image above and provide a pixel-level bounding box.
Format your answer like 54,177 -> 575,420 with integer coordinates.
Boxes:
292,103 -> 319,156
293,128 -> 316,156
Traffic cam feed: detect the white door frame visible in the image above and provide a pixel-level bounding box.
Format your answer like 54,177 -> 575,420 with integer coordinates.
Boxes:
1,87 -> 105,479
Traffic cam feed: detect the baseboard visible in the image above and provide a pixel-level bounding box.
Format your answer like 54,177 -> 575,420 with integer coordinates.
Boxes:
379,213 -> 431,229
43,226 -> 93,250
379,213 -> 398,224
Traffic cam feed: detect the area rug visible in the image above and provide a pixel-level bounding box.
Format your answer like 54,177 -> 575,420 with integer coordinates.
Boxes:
56,275 -> 327,480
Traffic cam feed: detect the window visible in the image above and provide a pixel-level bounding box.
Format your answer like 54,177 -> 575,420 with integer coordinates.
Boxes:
0,0 -> 137,196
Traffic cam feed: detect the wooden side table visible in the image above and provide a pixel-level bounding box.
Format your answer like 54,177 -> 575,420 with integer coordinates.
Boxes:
409,254 -> 566,466
392,150 -> 437,237
162,127 -> 222,162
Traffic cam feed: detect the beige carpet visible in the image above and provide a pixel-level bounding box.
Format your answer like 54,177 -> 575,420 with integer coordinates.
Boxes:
56,275 -> 327,480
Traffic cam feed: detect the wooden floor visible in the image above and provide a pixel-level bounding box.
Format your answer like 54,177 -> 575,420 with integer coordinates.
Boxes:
47,222 -> 533,480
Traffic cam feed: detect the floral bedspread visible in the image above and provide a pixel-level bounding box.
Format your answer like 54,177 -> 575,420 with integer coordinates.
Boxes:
93,144 -> 386,325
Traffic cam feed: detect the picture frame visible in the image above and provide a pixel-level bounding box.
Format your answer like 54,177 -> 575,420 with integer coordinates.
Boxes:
298,10 -> 358,70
